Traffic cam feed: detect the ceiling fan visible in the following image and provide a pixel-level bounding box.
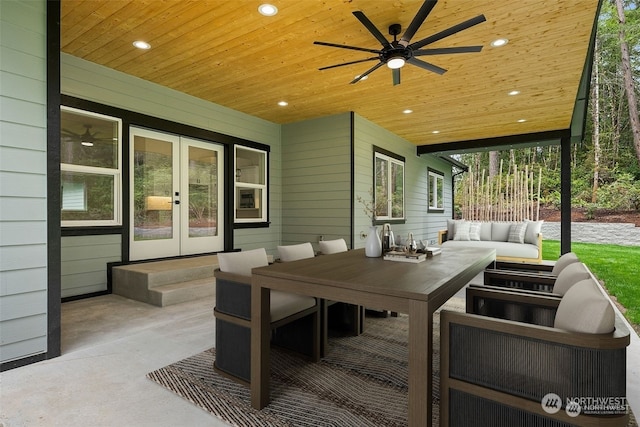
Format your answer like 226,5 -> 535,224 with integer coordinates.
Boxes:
314,0 -> 486,85
62,124 -> 111,147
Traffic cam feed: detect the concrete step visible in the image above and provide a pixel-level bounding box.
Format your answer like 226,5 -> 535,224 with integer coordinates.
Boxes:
112,255 -> 218,307
148,277 -> 215,307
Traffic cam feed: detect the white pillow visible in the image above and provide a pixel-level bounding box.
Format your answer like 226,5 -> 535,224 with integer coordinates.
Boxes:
453,221 -> 471,241
469,222 -> 481,241
318,238 -> 348,254
554,279 -> 615,334
447,219 -> 462,241
552,262 -> 591,295
218,248 -> 269,276
507,223 -> 527,244
524,220 -> 543,245
491,222 -> 512,242
278,242 -> 315,262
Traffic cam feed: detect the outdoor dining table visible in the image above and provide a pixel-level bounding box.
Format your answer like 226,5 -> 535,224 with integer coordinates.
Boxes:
250,246 -> 496,426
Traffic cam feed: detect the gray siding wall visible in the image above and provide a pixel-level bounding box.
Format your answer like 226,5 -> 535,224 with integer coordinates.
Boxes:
60,54 -> 282,254
281,114 -> 352,251
0,0 -> 48,363
353,114 -> 452,248
61,236 -> 121,298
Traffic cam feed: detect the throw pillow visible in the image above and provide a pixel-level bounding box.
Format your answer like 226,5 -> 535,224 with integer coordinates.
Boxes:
453,221 -> 471,241
469,222 -> 481,241
524,220 -> 543,245
447,219 -> 462,241
554,279 -> 615,334
479,222 -> 492,241
507,222 -> 527,244
491,222 -> 512,242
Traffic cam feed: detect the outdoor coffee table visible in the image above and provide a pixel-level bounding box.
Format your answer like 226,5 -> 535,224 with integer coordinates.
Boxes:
250,246 -> 496,426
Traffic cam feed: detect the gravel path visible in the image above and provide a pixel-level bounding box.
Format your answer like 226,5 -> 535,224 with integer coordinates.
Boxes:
541,222 -> 640,246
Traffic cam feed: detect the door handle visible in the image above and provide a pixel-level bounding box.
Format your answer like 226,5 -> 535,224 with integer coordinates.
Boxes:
174,200 -> 180,205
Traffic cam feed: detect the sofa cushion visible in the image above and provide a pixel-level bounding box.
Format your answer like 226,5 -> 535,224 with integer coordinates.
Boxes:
551,252 -> 580,275
278,242 -> 315,262
218,248 -> 269,276
491,222 -> 512,242
469,222 -> 482,241
551,262 -> 591,295
524,220 -> 543,245
554,278 -> 615,334
508,223 -> 527,244
479,222 -> 492,241
453,221 -> 471,241
441,240 -> 539,259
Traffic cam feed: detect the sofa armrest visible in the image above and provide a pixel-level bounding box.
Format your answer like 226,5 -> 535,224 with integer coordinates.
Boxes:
438,229 -> 448,245
484,268 -> 556,292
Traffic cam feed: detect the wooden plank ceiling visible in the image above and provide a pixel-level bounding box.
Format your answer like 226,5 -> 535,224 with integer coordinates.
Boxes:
61,0 -> 599,147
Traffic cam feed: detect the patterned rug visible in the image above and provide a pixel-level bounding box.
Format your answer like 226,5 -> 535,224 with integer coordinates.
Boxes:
147,298 -> 637,426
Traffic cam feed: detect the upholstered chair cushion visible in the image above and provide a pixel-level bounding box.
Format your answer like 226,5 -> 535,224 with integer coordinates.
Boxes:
318,238 -> 348,255
554,278 -> 615,334
551,252 -> 580,275
218,248 -> 269,276
278,242 -> 315,262
551,262 -> 591,295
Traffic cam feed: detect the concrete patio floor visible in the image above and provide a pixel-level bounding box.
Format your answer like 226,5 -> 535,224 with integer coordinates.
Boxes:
1,279 -> 639,426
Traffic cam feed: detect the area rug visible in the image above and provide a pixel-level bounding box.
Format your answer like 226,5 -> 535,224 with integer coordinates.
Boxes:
147,298 -> 637,426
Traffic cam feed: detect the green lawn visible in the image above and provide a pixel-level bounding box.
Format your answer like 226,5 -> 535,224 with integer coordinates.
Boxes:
542,240 -> 640,325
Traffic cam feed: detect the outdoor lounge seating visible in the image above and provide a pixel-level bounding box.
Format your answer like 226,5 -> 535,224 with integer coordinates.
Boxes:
441,277 -> 631,427
213,248 -> 320,384
493,251 -> 580,275
439,219 -> 543,263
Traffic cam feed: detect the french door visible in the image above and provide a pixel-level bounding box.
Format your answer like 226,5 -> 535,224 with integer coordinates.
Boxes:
129,128 -> 224,260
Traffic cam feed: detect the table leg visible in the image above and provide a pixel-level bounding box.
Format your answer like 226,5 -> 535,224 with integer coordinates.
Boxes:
250,280 -> 271,409
408,299 -> 432,427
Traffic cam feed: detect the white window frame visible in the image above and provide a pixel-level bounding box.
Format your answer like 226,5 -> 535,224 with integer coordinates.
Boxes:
61,106 -> 122,227
234,145 -> 268,223
428,169 -> 445,212
374,151 -> 405,222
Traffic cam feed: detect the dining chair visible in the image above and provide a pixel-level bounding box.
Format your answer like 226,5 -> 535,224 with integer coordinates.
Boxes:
213,248 -> 320,384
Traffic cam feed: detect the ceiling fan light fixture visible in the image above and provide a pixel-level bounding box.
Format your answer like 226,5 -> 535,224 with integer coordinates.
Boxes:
387,57 -> 405,69
258,4 -> 278,16
81,141 -> 94,147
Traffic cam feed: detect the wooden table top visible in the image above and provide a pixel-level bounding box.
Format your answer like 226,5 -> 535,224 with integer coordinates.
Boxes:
252,247 -> 496,302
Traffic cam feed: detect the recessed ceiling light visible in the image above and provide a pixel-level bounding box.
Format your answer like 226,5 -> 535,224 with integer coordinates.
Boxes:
490,38 -> 508,48
278,101 -> 288,106
517,119 -> 527,123
132,40 -> 151,50
354,74 -> 368,81
508,90 -> 520,96
403,109 -> 413,114
432,130 -> 440,134
258,4 -> 278,16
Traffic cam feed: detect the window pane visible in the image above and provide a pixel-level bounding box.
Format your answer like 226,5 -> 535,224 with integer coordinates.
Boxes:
436,175 -> 444,209
375,157 -> 389,217
236,147 -> 265,185
188,146 -> 218,237
429,174 -> 436,207
61,172 -> 114,221
61,109 -> 119,169
391,162 -> 404,218
236,187 -> 263,219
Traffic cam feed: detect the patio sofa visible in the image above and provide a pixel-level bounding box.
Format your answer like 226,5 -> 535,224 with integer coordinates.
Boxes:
439,219 -> 543,263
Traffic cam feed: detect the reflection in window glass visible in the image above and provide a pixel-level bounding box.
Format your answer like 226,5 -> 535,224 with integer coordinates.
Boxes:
235,146 -> 267,223
188,146 -> 218,237
374,151 -> 404,221
61,172 -> 115,221
61,106 -> 121,226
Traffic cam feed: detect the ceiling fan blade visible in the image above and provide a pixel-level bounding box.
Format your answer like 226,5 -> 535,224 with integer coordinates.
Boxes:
350,61 -> 385,84
413,46 -> 483,56
62,129 -> 82,137
314,41 -> 381,54
352,11 -> 392,49
407,57 -> 447,75
319,57 -> 380,71
409,14 -> 487,50
399,0 -> 438,46
392,68 -> 401,86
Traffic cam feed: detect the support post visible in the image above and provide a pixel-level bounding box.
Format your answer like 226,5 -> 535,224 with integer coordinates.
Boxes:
561,135 -> 572,254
